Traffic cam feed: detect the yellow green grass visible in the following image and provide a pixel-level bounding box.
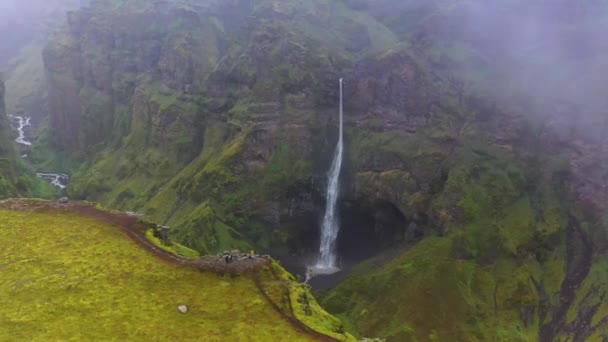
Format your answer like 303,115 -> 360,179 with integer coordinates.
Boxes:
0,209 -> 316,341
145,229 -> 200,259
257,261 -> 357,341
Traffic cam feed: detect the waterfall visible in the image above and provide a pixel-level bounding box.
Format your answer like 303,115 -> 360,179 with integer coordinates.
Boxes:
36,173 -> 69,190
9,115 -> 32,146
315,78 -> 344,271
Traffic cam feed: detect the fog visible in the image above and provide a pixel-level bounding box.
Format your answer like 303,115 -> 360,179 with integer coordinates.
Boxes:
2,0 -> 608,139
343,0 -> 608,143
0,0 -> 80,67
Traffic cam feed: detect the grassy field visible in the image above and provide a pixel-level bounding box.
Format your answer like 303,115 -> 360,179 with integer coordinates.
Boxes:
0,209 -> 316,341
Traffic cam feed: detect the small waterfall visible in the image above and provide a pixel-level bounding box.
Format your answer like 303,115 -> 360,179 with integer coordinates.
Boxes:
315,78 -> 344,272
9,115 -> 32,146
8,115 -> 69,190
36,173 -> 69,190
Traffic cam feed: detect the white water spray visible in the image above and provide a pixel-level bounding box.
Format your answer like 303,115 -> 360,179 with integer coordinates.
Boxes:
36,173 -> 69,190
9,115 -> 32,146
8,115 -> 69,190
314,78 -> 344,273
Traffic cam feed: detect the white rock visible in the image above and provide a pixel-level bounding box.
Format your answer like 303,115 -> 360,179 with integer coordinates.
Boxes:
178,305 -> 188,313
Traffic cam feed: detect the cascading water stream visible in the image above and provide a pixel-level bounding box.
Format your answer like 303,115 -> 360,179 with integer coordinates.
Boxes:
313,78 -> 344,273
36,173 -> 69,190
9,115 -> 32,146
8,114 -> 69,190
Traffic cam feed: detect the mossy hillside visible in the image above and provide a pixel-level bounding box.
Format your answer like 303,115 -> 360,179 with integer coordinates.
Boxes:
67,47 -> 328,255
320,225 -> 565,341
0,208 -> 319,341
319,135 -> 608,341
28,120 -> 81,174
144,229 -> 200,259
140,123 -> 251,253
40,0 -> 399,254
581,261 -> 608,340
345,127 -> 448,215
13,159 -> 58,199
138,121 -> 317,255
69,117 -> 251,255
44,2 -> 222,152
256,260 -> 357,341
68,81 -> 204,206
44,0 -> 403,154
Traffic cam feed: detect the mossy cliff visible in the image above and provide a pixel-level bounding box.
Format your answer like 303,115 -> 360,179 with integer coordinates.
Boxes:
40,0 -> 608,340
321,46 -> 608,339
43,0 -> 402,257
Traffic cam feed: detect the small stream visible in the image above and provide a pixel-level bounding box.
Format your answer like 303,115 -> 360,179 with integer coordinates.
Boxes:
9,115 -> 32,147
9,114 -> 70,190
35,173 -> 69,190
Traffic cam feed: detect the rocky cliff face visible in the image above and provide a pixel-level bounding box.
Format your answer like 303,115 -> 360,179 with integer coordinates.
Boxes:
42,0 -> 608,340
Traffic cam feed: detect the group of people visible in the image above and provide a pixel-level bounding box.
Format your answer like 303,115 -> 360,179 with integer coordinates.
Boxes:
222,249 -> 257,264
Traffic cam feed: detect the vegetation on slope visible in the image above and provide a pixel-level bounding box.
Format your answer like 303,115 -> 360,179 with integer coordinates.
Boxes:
321,137 -> 608,341
0,207 -> 330,341
256,260 -> 357,341
0,76 -> 55,199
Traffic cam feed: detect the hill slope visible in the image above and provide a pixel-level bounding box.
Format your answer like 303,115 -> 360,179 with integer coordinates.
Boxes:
0,201 -> 351,341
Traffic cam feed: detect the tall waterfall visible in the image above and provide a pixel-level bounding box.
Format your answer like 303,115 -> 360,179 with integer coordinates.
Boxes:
316,78 -> 344,271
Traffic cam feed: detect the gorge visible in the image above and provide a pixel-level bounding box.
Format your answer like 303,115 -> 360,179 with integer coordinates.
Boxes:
2,0 -> 608,341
